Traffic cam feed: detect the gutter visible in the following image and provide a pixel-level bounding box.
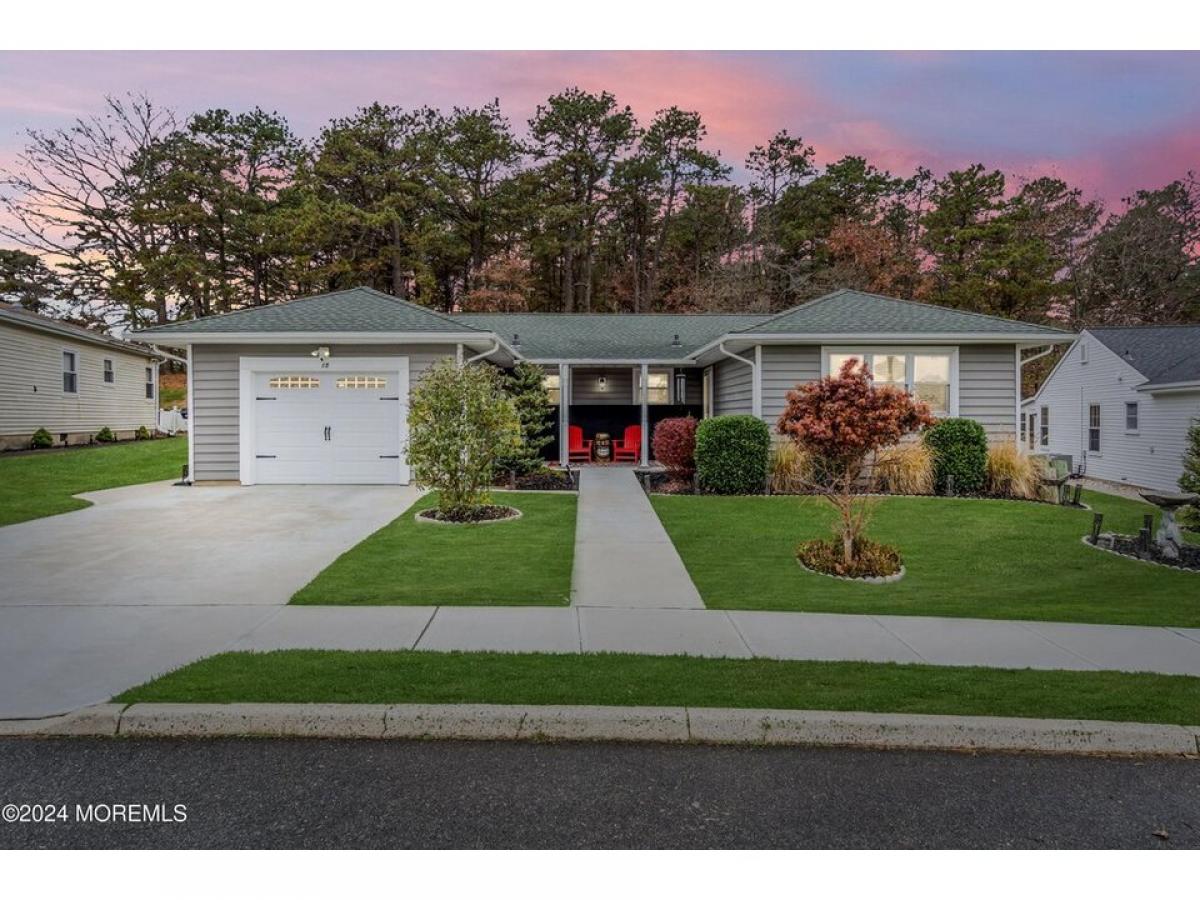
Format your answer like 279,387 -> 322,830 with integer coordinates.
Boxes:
463,340 -> 502,365
718,341 -> 762,418
149,344 -> 189,366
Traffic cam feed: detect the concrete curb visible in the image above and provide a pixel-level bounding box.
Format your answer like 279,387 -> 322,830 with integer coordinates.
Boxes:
3,703 -> 1199,756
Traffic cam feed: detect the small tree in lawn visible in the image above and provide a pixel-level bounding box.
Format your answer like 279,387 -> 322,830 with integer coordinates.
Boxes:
496,361 -> 555,477
777,359 -> 935,574
406,359 -> 521,520
1180,418 -> 1200,528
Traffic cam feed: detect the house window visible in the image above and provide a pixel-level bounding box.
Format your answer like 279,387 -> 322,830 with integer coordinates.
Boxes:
62,351 -> 78,393
1080,341 -> 1088,364
825,349 -> 954,416
103,359 -> 115,384
1088,404 -> 1101,453
543,373 -> 561,405
335,376 -> 386,389
638,371 -> 670,405
1040,406 -> 1049,447
1020,414 -> 1027,444
1125,402 -> 1139,433
268,376 -> 320,389
1027,413 -> 1036,450
145,366 -> 155,400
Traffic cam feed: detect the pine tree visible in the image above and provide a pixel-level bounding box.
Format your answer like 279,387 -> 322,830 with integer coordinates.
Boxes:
496,362 -> 554,476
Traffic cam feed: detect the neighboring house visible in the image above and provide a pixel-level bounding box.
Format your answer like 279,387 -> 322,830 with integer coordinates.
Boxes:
1021,326 -> 1200,491
0,301 -> 160,451
138,286 -> 1071,485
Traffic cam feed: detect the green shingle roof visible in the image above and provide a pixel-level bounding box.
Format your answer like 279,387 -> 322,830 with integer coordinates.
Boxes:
138,287 -> 481,336
738,289 -> 1071,338
456,313 -> 770,360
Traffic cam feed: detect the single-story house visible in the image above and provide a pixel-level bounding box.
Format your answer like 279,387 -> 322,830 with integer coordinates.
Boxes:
1021,325 -> 1200,491
0,301 -> 160,450
137,286 -> 1072,485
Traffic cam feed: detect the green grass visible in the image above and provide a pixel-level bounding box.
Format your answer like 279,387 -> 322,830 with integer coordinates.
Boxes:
115,649 -> 1200,726
291,491 -> 578,606
652,490 -> 1200,627
0,437 -> 187,527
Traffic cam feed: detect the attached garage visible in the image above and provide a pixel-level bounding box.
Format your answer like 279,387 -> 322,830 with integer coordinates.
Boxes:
240,357 -> 408,485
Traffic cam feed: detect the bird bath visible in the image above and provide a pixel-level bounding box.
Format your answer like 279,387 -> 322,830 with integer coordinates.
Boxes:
1138,491 -> 1198,560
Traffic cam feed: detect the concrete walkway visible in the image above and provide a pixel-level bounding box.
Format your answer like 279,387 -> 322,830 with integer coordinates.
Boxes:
570,467 -> 703,608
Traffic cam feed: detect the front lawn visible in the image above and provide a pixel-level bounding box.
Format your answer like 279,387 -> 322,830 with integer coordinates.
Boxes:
652,490 -> 1200,627
291,491 -> 577,606
115,649 -> 1200,726
0,437 -> 187,527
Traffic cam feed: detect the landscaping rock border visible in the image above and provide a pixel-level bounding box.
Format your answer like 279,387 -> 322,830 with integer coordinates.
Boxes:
414,506 -> 523,526
796,559 -> 906,584
5,703 -> 1198,757
1081,535 -> 1200,573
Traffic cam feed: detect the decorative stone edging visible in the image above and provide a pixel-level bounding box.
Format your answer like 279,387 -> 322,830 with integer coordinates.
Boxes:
796,559 -> 906,584
1079,535 -> 1200,574
414,506 -> 523,526
7,702 -> 1198,756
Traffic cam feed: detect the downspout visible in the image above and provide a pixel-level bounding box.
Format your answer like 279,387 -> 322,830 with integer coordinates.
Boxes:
149,344 -> 189,367
1017,345 -> 1055,453
717,342 -> 760,418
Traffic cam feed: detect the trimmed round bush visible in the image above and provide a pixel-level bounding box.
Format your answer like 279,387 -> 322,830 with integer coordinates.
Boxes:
30,427 -> 54,449
94,426 -> 116,443
923,417 -> 988,495
652,416 -> 697,479
695,415 -> 771,494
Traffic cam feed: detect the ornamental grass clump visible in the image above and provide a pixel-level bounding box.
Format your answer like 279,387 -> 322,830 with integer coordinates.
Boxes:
777,358 -> 935,575
406,359 -> 521,521
986,441 -> 1040,500
769,441 -> 811,494
874,443 -> 935,495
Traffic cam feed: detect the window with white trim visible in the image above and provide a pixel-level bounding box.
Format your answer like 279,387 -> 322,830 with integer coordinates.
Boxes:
1125,402 -> 1139,433
62,350 -> 78,393
1027,413 -> 1036,450
268,376 -> 320,389
543,373 -> 561,405
824,349 -> 954,416
1020,413 -> 1027,444
637,370 -> 670,405
103,358 -> 115,385
1088,403 -> 1101,453
145,366 -> 155,400
1040,405 -> 1049,447
335,375 -> 386,389
1080,341 -> 1088,364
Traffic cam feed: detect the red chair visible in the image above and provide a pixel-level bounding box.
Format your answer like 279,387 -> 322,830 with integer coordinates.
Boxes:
567,425 -> 593,463
612,425 -> 641,463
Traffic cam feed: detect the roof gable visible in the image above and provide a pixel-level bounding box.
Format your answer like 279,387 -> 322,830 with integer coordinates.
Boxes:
1088,325 -> 1200,387
138,287 -> 482,336
737,289 -> 1072,339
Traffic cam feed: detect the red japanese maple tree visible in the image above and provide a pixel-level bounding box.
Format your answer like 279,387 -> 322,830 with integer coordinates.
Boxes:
777,358 -> 935,568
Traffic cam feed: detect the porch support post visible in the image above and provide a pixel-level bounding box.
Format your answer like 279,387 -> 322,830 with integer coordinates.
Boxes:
559,363 -> 570,467
752,344 -> 763,420
640,362 -> 649,467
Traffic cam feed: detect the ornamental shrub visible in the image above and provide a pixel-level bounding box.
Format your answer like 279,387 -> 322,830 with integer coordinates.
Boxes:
407,359 -> 521,518
652,416 -> 697,480
694,415 -> 771,494
94,426 -> 116,443
135,425 -> 152,441
30,427 -> 53,449
923,417 -> 988,495
495,361 -> 554,476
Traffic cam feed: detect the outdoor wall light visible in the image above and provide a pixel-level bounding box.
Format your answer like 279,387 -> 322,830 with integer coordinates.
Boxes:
598,374 -> 607,391
311,346 -> 332,362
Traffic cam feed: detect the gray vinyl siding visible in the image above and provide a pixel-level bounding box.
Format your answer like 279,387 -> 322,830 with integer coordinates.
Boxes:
189,342 -> 455,481
570,366 -> 634,405
0,320 -> 157,441
713,354 -> 752,415
760,345 -> 821,422
1021,334 -> 1200,491
958,344 -> 1018,440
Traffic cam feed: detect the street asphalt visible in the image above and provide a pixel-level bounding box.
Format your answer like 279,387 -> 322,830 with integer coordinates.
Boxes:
0,738 -> 1197,849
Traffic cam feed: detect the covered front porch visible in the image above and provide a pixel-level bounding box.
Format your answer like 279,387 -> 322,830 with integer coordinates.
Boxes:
544,363 -> 704,467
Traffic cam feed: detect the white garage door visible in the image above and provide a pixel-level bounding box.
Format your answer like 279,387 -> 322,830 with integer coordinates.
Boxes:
250,366 -> 407,484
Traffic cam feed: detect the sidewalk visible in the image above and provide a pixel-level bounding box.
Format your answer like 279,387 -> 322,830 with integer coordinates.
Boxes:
570,467 -> 703,608
228,605 -> 1200,676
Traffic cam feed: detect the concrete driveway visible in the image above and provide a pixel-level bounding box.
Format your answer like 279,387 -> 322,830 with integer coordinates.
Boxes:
0,481 -> 421,717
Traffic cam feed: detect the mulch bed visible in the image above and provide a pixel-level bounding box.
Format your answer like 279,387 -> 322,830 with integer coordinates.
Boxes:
416,505 -> 521,524
1086,534 -> 1200,572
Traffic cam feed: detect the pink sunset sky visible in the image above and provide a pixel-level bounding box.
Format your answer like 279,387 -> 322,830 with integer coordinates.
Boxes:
0,50 -> 1197,222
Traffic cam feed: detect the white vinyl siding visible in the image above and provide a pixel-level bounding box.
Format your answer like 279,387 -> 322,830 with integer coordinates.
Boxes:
1021,333 -> 1200,491
188,343 -> 455,481
0,320 -> 157,440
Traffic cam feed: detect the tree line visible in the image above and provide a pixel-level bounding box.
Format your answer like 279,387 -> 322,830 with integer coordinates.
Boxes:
1,90 -> 1197,332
